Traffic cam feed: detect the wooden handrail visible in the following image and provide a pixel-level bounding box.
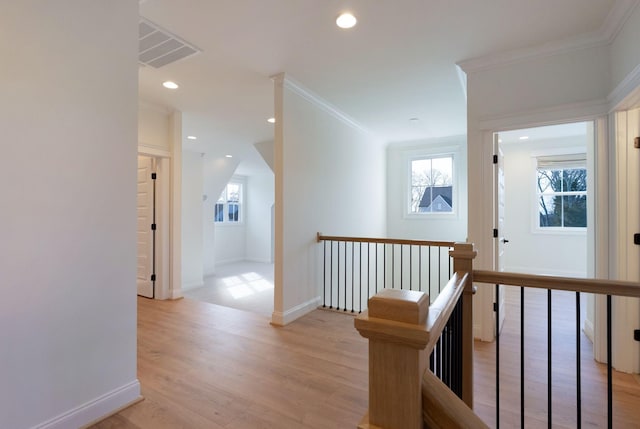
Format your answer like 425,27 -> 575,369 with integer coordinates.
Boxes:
422,370 -> 489,429
473,270 -> 640,298
424,272 -> 468,354
317,232 -> 455,247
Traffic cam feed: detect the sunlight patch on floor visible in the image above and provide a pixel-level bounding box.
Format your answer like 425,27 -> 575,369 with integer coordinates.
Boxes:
225,272 -> 273,299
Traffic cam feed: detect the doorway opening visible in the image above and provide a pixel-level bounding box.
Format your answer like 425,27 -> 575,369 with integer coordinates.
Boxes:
493,120 -> 595,341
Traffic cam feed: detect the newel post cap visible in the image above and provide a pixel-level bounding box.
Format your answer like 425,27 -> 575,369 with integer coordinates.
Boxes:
368,289 -> 429,325
449,242 -> 477,260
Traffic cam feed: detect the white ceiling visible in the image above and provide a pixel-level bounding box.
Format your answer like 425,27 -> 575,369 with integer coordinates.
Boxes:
138,0 -> 620,166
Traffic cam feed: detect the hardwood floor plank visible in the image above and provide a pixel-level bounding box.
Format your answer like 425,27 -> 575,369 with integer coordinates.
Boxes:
93,293 -> 639,428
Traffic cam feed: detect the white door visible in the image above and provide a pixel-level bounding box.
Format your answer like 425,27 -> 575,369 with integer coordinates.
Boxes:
137,156 -> 155,298
494,135 -> 507,332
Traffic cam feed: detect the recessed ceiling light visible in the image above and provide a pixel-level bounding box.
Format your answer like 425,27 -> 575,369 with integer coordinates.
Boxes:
267,117 -> 276,124
225,155 -> 233,158
162,81 -> 179,89
187,135 -> 197,140
519,136 -> 529,140
336,12 -> 357,29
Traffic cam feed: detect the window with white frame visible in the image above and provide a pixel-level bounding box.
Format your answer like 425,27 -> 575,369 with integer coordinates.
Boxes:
536,154 -> 586,229
215,182 -> 242,223
410,155 -> 454,214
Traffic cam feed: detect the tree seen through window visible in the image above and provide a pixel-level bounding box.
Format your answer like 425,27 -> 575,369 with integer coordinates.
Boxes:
537,166 -> 586,228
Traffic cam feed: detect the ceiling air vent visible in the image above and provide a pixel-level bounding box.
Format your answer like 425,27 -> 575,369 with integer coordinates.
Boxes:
138,18 -> 201,68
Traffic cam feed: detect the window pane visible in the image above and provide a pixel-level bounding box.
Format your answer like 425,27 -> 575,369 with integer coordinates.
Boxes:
214,203 -> 224,222
411,156 -> 453,214
539,195 -> 561,227
563,195 -> 587,227
227,183 -> 240,202
537,169 -> 562,193
228,203 -> 239,222
563,168 -> 587,192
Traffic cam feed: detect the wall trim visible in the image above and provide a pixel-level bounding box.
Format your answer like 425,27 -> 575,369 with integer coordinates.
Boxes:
608,62 -> 640,110
476,98 -> 609,132
138,144 -> 171,158
271,296 -> 321,326
458,0 -> 640,73
271,73 -> 378,140
584,317 -> 595,343
33,380 -> 140,429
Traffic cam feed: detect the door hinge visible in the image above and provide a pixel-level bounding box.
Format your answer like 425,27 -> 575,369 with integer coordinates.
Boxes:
493,302 -> 498,312
151,172 -> 157,180
634,233 -> 640,245
151,274 -> 156,282
634,329 -> 640,341
493,154 -> 498,164
634,137 -> 639,149
493,228 -> 498,238
151,223 -> 157,231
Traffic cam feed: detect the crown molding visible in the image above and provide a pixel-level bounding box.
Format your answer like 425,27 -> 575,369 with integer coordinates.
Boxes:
601,0 -> 640,42
608,62 -> 640,110
458,0 -> 640,74
271,73 -> 377,139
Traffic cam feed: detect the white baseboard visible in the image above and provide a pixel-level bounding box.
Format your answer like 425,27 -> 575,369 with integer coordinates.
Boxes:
215,258 -> 244,266
271,296 -> 322,326
182,280 -> 204,291
584,318 -> 594,343
169,288 -> 183,300
34,380 -> 140,429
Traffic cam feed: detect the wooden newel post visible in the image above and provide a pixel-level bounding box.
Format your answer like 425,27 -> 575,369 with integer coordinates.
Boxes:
354,289 -> 430,429
450,242 -> 477,409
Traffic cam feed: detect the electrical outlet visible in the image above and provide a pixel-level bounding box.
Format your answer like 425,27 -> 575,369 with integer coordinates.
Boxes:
634,330 -> 640,342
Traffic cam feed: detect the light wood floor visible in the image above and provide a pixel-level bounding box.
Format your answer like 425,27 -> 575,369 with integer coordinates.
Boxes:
92,297 -> 368,429
93,293 -> 640,428
473,286 -> 640,428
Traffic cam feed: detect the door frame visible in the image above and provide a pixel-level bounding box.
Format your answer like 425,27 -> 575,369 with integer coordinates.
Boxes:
475,116 -> 606,343
138,146 -> 172,299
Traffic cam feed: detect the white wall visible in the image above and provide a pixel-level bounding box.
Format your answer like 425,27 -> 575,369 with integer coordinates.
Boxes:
273,75 -> 386,325
214,175 -> 248,265
501,137 -> 587,277
246,172 -> 275,263
386,136 -> 468,242
611,3 -> 640,93
202,155 -> 240,275
0,2 -> 139,428
138,103 -> 170,152
182,151 -> 204,289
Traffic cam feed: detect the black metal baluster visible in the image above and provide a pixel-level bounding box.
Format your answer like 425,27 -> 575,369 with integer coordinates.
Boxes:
336,241 -> 346,310
383,243 -> 387,289
375,243 -> 378,293
496,284 -> 500,429
349,242 -> 354,312
366,243 -> 369,307
392,244 -> 395,289
400,245 -> 403,290
607,295 -> 612,429
323,241 -> 327,307
410,245 -> 413,291
344,242 -> 347,312
359,243 -> 362,313
576,291 -> 581,429
330,241 -> 333,309
438,248 -> 442,293
548,289 -> 552,429
428,246 -> 432,298
419,246 -> 422,292
521,286 -> 525,429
